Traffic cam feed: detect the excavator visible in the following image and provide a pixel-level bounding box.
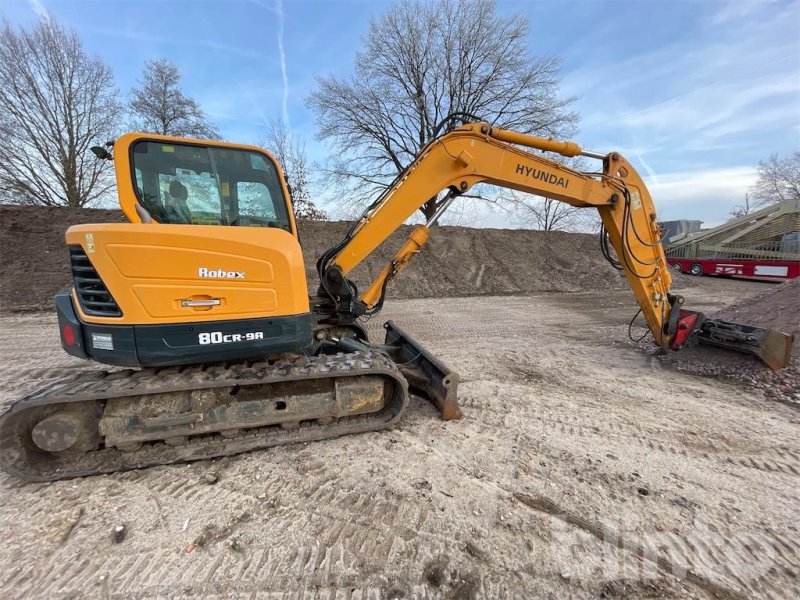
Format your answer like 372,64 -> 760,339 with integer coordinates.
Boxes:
0,119 -> 793,481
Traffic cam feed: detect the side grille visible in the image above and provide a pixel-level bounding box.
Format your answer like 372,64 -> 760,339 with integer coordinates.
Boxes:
69,246 -> 122,317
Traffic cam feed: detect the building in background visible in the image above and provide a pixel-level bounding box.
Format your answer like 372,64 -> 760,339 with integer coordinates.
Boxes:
658,219 -> 703,244
664,200 -> 800,281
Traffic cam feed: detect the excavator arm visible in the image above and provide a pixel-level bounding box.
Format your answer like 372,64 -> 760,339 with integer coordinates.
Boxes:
318,122 -> 793,369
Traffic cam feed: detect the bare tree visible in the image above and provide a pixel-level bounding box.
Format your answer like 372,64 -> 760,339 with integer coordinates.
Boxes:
508,193 -> 601,232
750,152 -> 800,207
0,18 -> 121,207
509,194 -> 583,231
506,156 -> 599,232
729,192 -> 753,219
307,0 -> 577,220
129,59 -> 219,139
264,120 -> 327,220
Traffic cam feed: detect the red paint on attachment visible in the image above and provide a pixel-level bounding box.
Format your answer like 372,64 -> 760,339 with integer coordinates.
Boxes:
669,310 -> 699,350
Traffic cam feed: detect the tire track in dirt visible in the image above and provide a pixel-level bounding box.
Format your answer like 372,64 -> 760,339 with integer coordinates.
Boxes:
512,491 -> 799,600
6,467 -> 443,597
402,414 -> 793,600
9,491 -> 440,598
457,373 -> 800,481
457,374 -> 800,597
537,412 -> 800,479
506,424 -> 800,598
1,285 -> 796,599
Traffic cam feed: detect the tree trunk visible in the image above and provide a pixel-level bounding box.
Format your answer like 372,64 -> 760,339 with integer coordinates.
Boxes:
65,156 -> 81,207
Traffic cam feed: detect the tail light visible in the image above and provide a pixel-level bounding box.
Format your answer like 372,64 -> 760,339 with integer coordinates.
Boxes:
62,324 -> 76,347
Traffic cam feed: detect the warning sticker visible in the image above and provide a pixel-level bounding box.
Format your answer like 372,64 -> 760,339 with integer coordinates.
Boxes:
91,333 -> 114,351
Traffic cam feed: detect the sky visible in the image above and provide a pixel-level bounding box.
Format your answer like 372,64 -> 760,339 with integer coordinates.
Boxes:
3,0 -> 799,227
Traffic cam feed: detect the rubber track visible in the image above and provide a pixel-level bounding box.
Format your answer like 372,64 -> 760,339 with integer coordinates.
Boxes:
0,351 -> 408,481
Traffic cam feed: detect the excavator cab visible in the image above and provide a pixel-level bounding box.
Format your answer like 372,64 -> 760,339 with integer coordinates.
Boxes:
55,133 -> 314,368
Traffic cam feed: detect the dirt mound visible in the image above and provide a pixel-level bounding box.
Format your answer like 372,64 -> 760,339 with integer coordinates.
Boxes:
0,204 -> 626,313
663,278 -> 799,405
0,206 -> 126,313
297,220 -> 627,299
713,277 -> 800,336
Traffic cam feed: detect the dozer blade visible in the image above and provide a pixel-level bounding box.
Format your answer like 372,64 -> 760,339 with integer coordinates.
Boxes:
697,318 -> 795,371
383,320 -> 462,420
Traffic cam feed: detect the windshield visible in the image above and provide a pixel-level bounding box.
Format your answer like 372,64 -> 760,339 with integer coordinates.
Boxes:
130,140 -> 291,230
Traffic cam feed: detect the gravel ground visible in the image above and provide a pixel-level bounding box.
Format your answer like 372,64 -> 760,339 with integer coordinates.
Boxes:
1,277 -> 798,599
657,277 -> 799,405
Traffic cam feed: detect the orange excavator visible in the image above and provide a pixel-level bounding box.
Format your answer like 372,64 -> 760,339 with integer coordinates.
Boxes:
1,119 -> 793,481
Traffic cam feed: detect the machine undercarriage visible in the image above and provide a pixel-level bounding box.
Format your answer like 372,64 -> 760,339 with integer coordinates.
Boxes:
0,322 -> 457,482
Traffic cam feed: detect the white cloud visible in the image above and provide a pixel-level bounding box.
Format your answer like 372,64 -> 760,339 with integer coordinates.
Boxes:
572,36 -> 800,150
711,0 -> 779,24
559,0 -> 799,230
245,0 -> 290,128
275,0 -> 290,127
616,77 -> 800,136
84,26 -> 267,61
635,151 -> 658,182
645,166 -> 757,225
27,0 -> 48,19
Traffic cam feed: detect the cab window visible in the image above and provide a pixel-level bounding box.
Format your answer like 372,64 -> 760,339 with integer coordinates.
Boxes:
130,140 -> 291,231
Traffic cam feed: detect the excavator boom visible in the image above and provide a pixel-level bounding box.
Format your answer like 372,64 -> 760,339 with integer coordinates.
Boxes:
317,122 -> 793,367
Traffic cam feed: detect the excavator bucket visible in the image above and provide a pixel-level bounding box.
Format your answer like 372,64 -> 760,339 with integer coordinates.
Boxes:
383,320 -> 462,420
697,318 -> 795,371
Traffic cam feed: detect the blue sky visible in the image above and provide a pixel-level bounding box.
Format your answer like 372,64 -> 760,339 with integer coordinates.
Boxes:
4,0 -> 799,227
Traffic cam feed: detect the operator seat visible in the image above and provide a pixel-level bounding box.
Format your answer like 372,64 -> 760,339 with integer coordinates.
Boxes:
165,180 -> 192,224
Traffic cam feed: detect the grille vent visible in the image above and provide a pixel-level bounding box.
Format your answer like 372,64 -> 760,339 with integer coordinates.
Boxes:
69,246 -> 122,317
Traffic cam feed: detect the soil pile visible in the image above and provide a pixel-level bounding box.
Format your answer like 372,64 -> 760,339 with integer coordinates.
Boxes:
714,277 -> 799,336
297,220 -> 627,299
0,204 -> 626,313
0,206 -> 126,313
666,278 -> 800,405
